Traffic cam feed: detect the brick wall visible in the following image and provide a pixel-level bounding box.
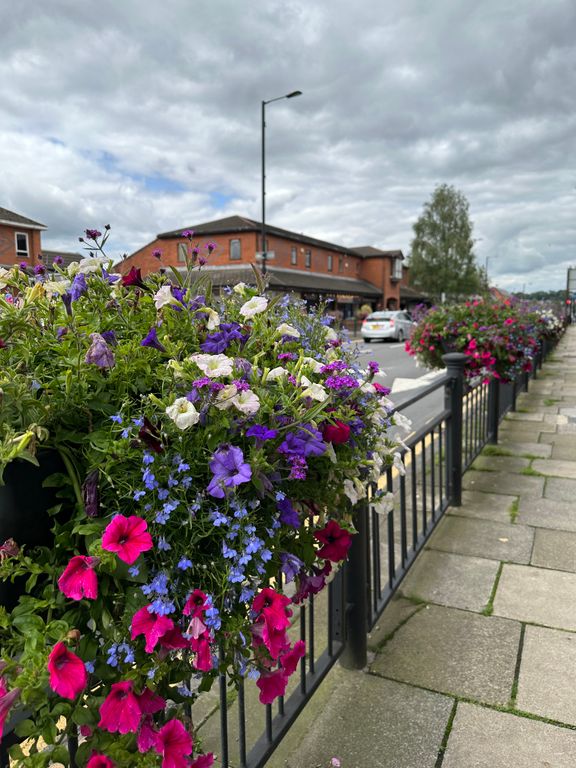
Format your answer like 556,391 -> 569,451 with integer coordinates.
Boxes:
0,224 -> 43,266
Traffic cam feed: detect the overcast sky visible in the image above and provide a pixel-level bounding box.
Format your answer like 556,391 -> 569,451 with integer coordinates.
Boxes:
1,0 -> 575,292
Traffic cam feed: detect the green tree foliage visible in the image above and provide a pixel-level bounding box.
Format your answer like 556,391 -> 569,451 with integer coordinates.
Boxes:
408,184 -> 483,301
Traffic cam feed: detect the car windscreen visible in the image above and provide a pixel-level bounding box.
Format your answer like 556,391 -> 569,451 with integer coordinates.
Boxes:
366,313 -> 394,321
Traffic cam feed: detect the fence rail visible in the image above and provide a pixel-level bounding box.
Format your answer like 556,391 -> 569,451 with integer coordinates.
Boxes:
0,341 -> 556,768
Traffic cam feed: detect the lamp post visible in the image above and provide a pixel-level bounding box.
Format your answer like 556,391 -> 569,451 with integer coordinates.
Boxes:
261,90 -> 302,275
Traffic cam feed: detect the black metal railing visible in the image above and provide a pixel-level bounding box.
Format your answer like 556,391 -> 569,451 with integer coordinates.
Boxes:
1,339 -> 558,768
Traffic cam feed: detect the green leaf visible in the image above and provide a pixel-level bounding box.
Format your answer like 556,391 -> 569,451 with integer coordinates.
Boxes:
15,718 -> 37,738
50,745 -> 69,764
12,613 -> 45,634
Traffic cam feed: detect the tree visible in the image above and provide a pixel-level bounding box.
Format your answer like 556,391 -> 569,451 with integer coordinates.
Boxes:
408,184 -> 483,302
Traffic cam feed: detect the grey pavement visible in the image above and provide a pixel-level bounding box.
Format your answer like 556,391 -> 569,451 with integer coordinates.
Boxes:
204,328 -> 576,767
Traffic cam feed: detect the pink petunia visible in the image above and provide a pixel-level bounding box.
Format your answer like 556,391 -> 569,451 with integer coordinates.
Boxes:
314,520 -> 353,562
0,682 -> 21,741
86,755 -> 115,768
58,555 -> 98,600
159,626 -> 190,650
280,640 -> 306,677
252,588 -> 291,631
101,515 -> 153,564
131,606 -> 175,653
256,668 -> 289,704
155,719 -> 193,768
182,589 -> 209,618
137,687 -> 166,715
190,635 -> 213,672
190,755 -> 215,768
98,680 -> 142,734
137,715 -> 158,753
47,643 -> 87,700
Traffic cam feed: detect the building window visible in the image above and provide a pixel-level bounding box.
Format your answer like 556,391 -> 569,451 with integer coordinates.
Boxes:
392,258 -> 403,280
327,254 -> 333,272
338,255 -> 344,273
177,243 -> 187,262
230,239 -> 241,260
291,246 -> 297,265
15,232 -> 29,259
305,249 -> 311,268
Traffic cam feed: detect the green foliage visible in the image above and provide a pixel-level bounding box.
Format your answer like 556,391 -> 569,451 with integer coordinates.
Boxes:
409,184 -> 483,301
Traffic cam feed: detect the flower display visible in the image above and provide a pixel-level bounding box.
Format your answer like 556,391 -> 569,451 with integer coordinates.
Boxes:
406,299 -> 562,381
0,229 -> 403,766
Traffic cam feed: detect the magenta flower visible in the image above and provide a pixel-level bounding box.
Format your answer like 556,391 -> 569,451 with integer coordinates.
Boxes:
314,520 -> 353,562
85,333 -> 115,369
256,668 -> 289,704
121,266 -> 145,288
155,719 -> 193,768
98,680 -> 141,734
102,515 -> 153,564
47,642 -> 87,699
85,229 -> 102,240
58,555 -> 98,600
131,605 -> 175,653
87,755 -> 115,768
206,445 -> 252,498
0,681 -> 21,737
137,686 -> 166,714
138,715 -> 158,753
280,640 -> 306,676
190,755 -> 215,768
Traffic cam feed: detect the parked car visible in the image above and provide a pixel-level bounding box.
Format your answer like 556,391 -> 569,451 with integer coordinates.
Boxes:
361,310 -> 414,343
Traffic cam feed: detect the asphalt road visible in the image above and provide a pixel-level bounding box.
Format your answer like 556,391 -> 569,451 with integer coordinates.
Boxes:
354,339 -> 444,437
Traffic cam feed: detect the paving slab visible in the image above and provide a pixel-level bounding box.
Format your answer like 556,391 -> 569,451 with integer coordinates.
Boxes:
531,458 -> 576,478
517,624 -> 576,725
448,490 -> 516,524
552,443 -> 576,461
442,702 -> 576,768
400,550 -> 499,611
372,605 -> 520,705
471,455 -> 530,473
428,516 -> 534,564
503,411 -> 544,422
490,440 -> 552,458
462,470 -> 545,497
517,495 -> 576,531
269,671 -> 452,768
498,425 -> 557,442
531,529 -> 576,572
368,597 -> 423,650
544,476 -> 576,502
558,423 -> 576,433
539,432 -> 576,446
492,563 -> 576,630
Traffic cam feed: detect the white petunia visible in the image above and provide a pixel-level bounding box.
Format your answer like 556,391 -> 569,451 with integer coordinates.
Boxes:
265,367 -> 288,381
233,282 -> 248,295
215,384 -> 238,410
372,492 -> 395,516
324,327 -> 338,342
205,308 -> 220,330
302,357 -> 324,373
276,323 -> 300,338
393,452 -> 406,476
301,382 -> 328,402
343,478 -> 367,505
166,398 -> 200,430
394,412 -> 412,434
43,279 -> 71,296
232,389 -> 260,415
239,296 -> 268,319
189,353 -> 234,378
154,285 -> 178,310
75,257 -> 110,275
360,382 -> 376,394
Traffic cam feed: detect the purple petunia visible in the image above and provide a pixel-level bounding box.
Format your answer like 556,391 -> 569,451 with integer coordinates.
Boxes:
207,445 -> 252,499
277,497 -> 300,527
246,425 -> 278,441
85,333 -> 115,369
201,322 -> 246,354
141,327 -> 166,352
324,375 -> 359,390
69,273 -> 88,301
277,425 -> 326,458
280,552 -> 304,582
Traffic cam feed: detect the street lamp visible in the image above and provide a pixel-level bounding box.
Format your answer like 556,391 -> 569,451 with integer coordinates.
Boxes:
261,90 -> 302,275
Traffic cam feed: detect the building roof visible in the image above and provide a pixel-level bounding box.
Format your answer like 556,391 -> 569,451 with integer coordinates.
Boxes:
399,284 -> 431,301
0,207 -> 46,230
186,265 -> 381,297
41,249 -> 84,269
157,215 -> 354,255
351,246 -> 404,260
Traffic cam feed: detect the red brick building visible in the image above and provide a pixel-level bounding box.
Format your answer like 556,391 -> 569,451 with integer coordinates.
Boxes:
118,215 -> 408,317
0,207 -> 46,268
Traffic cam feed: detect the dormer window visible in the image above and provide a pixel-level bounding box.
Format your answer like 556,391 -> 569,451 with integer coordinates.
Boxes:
16,232 -> 29,259
391,258 -> 403,280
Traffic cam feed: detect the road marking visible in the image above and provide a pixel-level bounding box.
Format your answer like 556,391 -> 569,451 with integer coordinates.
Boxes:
391,370 -> 443,393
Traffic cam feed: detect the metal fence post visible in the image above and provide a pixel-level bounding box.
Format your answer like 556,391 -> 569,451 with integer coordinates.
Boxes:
340,500 -> 369,670
442,353 -> 466,507
487,377 -> 500,445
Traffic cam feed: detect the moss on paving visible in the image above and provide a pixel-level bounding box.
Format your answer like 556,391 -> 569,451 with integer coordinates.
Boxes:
481,562 -> 504,616
508,498 -> 519,524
